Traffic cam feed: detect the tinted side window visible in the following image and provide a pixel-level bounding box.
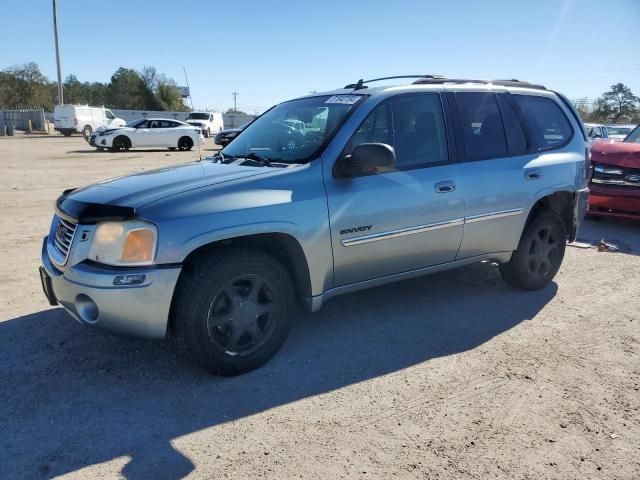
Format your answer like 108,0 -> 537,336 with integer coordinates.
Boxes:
391,94 -> 448,167
346,94 -> 448,171
497,94 -> 527,155
456,93 -> 508,161
512,95 -> 572,149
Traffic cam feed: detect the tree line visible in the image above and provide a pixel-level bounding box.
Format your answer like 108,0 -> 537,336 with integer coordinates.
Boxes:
0,62 -> 190,112
573,83 -> 639,124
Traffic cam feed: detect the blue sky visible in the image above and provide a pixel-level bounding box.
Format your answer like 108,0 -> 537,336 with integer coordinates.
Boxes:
2,0 -> 639,112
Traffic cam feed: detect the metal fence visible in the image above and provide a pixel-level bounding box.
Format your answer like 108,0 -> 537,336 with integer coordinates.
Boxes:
0,108 -> 47,130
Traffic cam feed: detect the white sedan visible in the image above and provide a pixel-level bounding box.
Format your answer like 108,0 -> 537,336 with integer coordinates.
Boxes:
91,118 -> 205,152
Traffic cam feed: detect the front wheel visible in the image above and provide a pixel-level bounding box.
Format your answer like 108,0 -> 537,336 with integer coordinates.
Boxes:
111,135 -> 131,152
500,211 -> 566,290
174,248 -> 294,375
178,136 -> 194,151
82,125 -> 92,139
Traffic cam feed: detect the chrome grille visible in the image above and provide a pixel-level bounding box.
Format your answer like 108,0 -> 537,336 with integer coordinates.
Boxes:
53,217 -> 77,263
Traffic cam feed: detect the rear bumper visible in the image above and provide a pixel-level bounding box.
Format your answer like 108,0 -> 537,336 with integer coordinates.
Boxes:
588,183 -> 640,219
571,187 -> 590,241
40,237 -> 181,339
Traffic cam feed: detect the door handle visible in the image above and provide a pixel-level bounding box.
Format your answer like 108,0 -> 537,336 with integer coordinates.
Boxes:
435,180 -> 456,193
525,168 -> 543,180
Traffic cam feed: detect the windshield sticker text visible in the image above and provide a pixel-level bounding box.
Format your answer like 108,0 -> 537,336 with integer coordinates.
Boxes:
325,95 -> 361,105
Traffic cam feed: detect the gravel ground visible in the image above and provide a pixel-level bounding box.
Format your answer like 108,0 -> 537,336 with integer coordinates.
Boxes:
0,135 -> 639,479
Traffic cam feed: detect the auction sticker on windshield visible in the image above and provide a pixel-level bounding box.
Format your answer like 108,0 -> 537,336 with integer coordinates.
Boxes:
325,95 -> 361,104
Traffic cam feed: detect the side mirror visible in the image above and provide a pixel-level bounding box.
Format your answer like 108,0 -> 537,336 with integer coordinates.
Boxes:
338,143 -> 395,177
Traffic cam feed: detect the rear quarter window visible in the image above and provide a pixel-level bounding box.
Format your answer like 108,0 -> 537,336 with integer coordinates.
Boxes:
513,95 -> 572,150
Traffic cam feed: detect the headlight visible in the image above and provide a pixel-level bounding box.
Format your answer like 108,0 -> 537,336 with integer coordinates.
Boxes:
88,221 -> 158,266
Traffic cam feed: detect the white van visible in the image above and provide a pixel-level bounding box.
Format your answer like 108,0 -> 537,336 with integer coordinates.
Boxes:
53,105 -> 126,138
185,111 -> 224,137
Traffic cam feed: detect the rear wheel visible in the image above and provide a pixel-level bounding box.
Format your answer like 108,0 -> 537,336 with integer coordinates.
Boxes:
178,136 -> 194,151
174,248 -> 294,375
111,135 -> 131,152
500,211 -> 566,290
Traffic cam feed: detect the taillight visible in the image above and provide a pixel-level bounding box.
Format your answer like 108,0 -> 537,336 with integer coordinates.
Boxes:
585,147 -> 592,182
74,118 -> 78,125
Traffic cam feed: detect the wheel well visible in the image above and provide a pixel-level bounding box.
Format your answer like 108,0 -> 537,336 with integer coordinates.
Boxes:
526,191 -> 574,238
114,135 -> 130,146
168,233 -> 312,332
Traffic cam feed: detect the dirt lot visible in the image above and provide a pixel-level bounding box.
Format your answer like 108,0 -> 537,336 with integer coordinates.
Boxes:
0,135 -> 639,479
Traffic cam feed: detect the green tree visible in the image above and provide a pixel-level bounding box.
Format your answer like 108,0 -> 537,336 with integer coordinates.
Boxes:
592,83 -> 639,123
0,62 -> 55,109
572,97 -> 592,122
106,67 -> 151,109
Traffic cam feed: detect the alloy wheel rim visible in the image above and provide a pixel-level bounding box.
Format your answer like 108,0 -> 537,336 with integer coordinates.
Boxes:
527,226 -> 559,276
206,274 -> 278,356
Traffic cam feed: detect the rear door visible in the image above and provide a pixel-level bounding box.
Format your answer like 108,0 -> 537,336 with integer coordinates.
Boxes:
452,91 -> 573,258
324,93 -> 465,287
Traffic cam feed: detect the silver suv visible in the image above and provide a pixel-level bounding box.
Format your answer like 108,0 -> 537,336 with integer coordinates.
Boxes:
39,76 -> 589,375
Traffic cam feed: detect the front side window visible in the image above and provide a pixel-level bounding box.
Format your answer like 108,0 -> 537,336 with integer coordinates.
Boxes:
105,110 -> 115,120
455,92 -> 508,161
345,93 -> 448,170
223,94 -> 364,163
512,95 -> 572,149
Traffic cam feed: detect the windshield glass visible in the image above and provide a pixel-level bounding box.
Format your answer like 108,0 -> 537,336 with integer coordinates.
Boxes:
222,94 -> 364,163
606,126 -> 632,136
125,119 -> 146,128
625,126 -> 640,143
188,113 -> 209,120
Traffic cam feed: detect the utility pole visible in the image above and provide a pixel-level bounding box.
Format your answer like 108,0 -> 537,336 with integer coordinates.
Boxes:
52,0 -> 63,105
232,91 -> 239,112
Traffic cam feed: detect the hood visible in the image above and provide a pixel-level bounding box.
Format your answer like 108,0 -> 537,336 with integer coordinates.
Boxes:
58,161 -> 272,221
591,141 -> 640,168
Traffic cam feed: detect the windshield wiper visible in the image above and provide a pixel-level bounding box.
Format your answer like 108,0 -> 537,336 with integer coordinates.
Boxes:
243,152 -> 273,167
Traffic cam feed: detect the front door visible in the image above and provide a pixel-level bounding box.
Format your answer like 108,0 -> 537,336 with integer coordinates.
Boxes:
324,93 -> 465,287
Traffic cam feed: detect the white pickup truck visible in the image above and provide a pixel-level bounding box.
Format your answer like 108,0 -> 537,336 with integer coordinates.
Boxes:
185,111 -> 224,138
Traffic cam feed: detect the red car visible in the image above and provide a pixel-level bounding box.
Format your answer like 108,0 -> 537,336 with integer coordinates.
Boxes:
588,125 -> 640,219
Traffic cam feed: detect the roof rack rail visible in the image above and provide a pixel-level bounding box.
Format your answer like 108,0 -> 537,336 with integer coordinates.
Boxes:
344,75 -> 445,90
412,77 -> 546,90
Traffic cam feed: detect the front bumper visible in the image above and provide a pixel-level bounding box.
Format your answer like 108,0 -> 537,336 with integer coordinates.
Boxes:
40,237 -> 181,339
588,183 -> 640,219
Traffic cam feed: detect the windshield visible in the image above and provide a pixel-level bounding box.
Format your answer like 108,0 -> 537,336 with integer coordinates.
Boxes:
222,94 -> 364,163
125,119 -> 146,128
606,126 -> 632,136
188,113 -> 209,120
625,125 -> 640,143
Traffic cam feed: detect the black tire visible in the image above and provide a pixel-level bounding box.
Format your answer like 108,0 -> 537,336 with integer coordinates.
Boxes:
174,248 -> 295,375
111,135 -> 131,152
500,211 -> 566,290
178,136 -> 194,151
82,125 -> 92,139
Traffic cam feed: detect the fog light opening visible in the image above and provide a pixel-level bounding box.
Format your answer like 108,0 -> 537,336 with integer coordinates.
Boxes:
113,274 -> 146,286
75,294 -> 99,323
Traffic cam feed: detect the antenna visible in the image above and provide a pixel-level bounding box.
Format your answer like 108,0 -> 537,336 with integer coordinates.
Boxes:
232,91 -> 239,112
183,66 -> 194,110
